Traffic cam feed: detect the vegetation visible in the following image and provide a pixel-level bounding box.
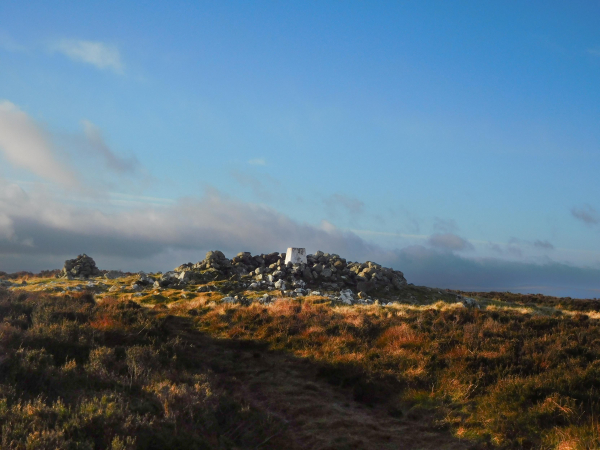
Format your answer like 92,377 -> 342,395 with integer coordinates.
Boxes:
0,288 -> 283,449
3,276 -> 600,449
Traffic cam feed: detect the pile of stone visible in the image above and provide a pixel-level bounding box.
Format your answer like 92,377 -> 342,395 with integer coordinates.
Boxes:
61,254 -> 102,279
174,249 -> 407,300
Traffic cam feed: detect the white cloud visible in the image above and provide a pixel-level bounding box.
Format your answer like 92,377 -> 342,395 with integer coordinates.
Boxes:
82,120 -> 139,173
0,101 -> 78,187
51,39 -> 123,73
248,158 -> 266,166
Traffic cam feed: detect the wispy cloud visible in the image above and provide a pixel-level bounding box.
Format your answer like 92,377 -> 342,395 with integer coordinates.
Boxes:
534,239 -> 554,250
230,170 -> 280,200
324,193 -> 365,217
82,120 -> 139,174
571,204 -> 599,225
248,158 -> 266,166
50,39 -> 124,73
587,48 -> 600,57
427,233 -> 474,251
0,31 -> 26,52
0,101 -> 78,187
433,217 -> 458,234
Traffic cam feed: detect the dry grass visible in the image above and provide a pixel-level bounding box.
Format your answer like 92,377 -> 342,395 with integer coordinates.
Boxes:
189,298 -> 600,449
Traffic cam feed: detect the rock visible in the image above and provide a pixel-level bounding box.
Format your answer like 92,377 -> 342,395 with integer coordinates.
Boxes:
339,289 -> 355,305
62,254 -> 101,279
302,267 -> 313,280
137,272 -> 153,285
222,296 -> 236,303
131,284 -> 142,292
462,297 -> 480,308
311,291 -> 322,296
274,279 -> 286,290
321,267 -> 332,278
178,271 -> 197,284
259,294 -> 272,304
105,270 -> 126,280
248,282 -> 260,290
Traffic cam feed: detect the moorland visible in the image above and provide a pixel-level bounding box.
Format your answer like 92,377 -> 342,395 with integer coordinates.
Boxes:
1,257 -> 600,449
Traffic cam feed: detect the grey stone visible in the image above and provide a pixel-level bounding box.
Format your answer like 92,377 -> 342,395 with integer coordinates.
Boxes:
105,270 -> 126,280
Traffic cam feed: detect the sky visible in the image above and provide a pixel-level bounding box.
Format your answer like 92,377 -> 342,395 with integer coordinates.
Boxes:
1,1 -> 600,298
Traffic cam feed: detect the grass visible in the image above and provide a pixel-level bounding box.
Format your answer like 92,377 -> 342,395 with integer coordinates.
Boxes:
0,288 -> 284,449
5,276 -> 600,449
191,298 -> 600,449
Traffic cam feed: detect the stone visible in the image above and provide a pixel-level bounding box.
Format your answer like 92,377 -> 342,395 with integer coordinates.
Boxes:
462,297 -> 480,309
274,279 -> 286,290
339,289 -> 354,305
105,270 -> 126,280
61,254 -> 101,279
285,247 -> 307,265
302,267 -> 313,280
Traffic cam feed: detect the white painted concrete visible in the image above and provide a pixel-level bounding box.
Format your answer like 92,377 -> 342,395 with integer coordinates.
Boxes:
285,247 -> 307,265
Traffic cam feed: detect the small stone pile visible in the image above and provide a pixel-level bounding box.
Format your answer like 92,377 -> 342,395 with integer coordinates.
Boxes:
174,250 -> 407,297
61,254 -> 101,279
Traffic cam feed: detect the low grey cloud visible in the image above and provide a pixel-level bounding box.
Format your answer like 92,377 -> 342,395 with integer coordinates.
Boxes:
50,39 -> 124,73
82,120 -> 139,174
534,239 -> 554,250
571,205 -> 599,225
427,233 -> 474,251
0,181 -> 379,272
324,193 -> 365,217
389,245 -> 600,298
0,101 -> 78,187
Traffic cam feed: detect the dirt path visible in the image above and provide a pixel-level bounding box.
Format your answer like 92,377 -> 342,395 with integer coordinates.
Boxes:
165,316 -> 479,450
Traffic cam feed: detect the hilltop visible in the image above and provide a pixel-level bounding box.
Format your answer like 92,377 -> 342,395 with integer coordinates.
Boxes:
1,251 -> 600,449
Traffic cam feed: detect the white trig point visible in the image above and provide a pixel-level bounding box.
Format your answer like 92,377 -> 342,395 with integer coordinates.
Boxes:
285,247 -> 307,265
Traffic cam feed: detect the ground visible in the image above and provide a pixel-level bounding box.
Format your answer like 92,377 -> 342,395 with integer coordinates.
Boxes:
2,274 -> 600,449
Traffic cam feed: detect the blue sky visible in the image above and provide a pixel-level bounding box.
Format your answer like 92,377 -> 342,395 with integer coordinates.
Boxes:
1,1 -> 600,297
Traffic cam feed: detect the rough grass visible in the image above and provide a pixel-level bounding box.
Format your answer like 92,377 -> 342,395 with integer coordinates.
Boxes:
7,277 -> 600,449
0,288 -> 284,449
191,298 -> 600,449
